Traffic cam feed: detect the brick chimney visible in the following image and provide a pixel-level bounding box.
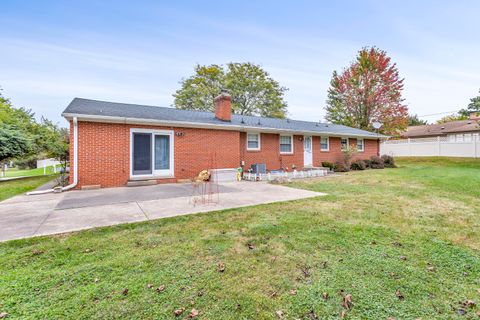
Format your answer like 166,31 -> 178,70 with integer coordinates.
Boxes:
469,111 -> 480,120
214,91 -> 232,121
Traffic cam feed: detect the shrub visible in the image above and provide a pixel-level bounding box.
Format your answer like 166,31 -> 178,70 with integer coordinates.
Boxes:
14,156 -> 37,170
342,145 -> 357,168
334,162 -> 350,172
369,155 -> 385,169
381,154 -> 396,168
363,159 -> 372,168
321,161 -> 335,170
351,160 -> 366,170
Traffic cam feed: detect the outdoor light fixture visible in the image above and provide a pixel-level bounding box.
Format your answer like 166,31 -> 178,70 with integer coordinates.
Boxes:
175,132 -> 185,137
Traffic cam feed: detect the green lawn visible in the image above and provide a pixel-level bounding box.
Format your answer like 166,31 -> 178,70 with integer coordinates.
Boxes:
0,175 -> 59,202
1,166 -> 56,178
0,158 -> 479,319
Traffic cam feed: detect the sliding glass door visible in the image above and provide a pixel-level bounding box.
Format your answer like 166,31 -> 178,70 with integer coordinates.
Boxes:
131,130 -> 174,177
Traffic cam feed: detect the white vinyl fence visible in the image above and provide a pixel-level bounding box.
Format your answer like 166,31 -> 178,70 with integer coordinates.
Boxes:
381,136 -> 480,158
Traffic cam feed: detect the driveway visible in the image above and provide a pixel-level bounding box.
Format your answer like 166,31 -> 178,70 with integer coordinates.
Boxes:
0,182 -> 325,242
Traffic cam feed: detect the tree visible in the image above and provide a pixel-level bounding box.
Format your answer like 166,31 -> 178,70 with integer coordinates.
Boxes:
459,89 -> 480,116
408,114 -> 427,126
325,47 -> 408,135
173,63 -> 288,118
0,88 -> 69,172
436,113 -> 468,124
0,126 -> 31,176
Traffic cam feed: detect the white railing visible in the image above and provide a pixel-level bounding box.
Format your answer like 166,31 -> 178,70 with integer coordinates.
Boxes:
243,169 -> 328,181
381,137 -> 480,158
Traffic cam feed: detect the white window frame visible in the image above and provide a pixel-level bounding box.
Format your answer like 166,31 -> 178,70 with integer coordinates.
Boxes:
246,132 -> 261,151
130,128 -> 175,179
340,137 -> 349,150
357,138 -> 364,152
320,136 -> 329,151
279,134 -> 294,154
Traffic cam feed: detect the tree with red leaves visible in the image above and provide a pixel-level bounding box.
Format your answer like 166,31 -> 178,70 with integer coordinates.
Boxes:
325,47 -> 408,135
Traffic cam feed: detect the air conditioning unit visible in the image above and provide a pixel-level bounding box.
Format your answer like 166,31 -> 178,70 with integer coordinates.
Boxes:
251,163 -> 266,174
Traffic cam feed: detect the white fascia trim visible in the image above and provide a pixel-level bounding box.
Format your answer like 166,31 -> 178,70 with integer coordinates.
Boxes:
62,113 -> 386,140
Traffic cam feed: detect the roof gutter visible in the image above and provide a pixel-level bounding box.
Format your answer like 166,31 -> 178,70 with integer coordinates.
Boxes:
62,113 -> 388,140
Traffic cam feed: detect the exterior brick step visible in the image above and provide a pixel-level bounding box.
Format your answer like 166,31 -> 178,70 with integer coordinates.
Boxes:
127,179 -> 158,187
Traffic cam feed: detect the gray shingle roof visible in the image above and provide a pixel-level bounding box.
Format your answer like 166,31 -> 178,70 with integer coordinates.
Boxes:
62,98 -> 384,138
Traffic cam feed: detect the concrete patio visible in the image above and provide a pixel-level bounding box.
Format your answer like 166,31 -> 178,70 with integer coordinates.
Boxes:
0,181 -> 325,242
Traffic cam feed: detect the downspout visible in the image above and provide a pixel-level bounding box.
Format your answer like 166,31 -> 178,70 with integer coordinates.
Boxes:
27,117 -> 78,195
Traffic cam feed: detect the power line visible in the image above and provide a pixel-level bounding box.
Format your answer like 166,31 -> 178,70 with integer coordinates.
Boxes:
417,109 -> 462,118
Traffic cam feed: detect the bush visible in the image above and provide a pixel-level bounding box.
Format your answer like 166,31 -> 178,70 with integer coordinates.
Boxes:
381,154 -> 396,168
363,159 -> 372,168
369,155 -> 385,169
14,156 -> 38,170
334,162 -> 350,172
351,160 -> 366,170
321,161 -> 335,170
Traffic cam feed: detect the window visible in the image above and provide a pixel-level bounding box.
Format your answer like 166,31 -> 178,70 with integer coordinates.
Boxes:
280,135 -> 293,153
131,129 -> 174,177
320,137 -> 329,151
357,138 -> 364,152
247,133 -> 260,150
341,138 -> 349,150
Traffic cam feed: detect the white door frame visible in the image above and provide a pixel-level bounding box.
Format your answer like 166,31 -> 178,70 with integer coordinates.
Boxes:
303,135 -> 313,167
130,128 -> 175,179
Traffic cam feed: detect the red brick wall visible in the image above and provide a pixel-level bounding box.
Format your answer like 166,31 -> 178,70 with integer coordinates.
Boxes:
240,133 -> 304,171
69,121 -> 379,188
70,121 -> 241,188
312,137 -> 379,165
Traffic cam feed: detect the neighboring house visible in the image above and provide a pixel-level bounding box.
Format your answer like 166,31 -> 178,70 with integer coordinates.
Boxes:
401,112 -> 480,142
62,94 -> 384,189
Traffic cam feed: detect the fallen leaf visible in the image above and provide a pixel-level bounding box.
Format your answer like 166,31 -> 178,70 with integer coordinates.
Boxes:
0,312 -> 8,319
399,256 -> 407,261
392,241 -> 403,247
342,293 -> 353,309
190,300 -> 195,305
289,289 -> 297,295
307,309 -> 318,319
174,308 -> 185,316
340,310 -> 347,318
321,261 -> 328,269
84,248 -> 91,253
395,289 -> 405,300
462,300 -> 476,308
197,290 -> 204,297
32,249 -> 44,256
189,308 -> 199,318
156,285 -> 166,293
275,310 -> 284,318
387,317 -> 396,320
122,288 -> 128,296
247,243 -> 255,250
146,283 -> 153,289
427,266 -> 436,272
370,240 -> 377,245
322,292 -> 329,300
456,308 -> 466,315
217,262 -> 226,272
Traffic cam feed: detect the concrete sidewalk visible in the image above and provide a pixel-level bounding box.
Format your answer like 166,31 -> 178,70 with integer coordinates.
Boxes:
0,182 -> 325,242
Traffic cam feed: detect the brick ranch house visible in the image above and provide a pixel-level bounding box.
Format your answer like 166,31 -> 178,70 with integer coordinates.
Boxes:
62,94 -> 384,189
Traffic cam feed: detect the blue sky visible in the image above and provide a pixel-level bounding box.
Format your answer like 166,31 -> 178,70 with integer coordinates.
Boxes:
1,1 -> 479,126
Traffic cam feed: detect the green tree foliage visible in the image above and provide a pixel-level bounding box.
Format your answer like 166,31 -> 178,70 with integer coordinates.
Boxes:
436,113 -> 468,124
0,88 -> 69,171
408,114 -> 428,126
325,47 -> 409,135
173,63 -> 288,118
459,89 -> 480,116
